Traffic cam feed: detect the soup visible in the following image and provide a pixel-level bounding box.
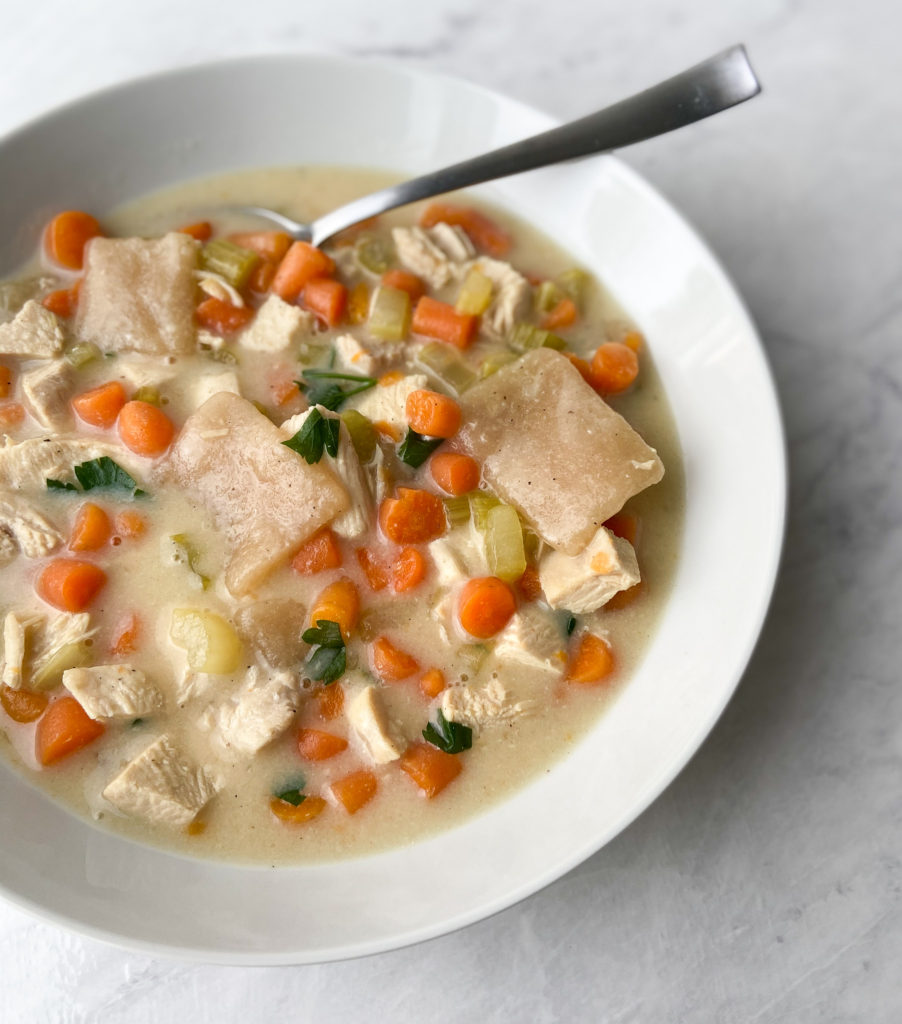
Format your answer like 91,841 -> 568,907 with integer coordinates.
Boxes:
0,167 -> 683,863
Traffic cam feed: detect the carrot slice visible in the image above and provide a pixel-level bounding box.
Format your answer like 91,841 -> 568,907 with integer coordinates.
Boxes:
379,488 -> 446,545
314,682 -> 344,721
195,296 -> 254,336
400,741 -> 462,797
356,547 -> 390,591
308,578 -> 359,641
270,795 -> 326,824
246,259 -> 277,294
429,452 -> 480,496
271,242 -> 335,302
41,281 -> 81,318
420,202 -> 511,257
110,613 -> 140,656
457,576 -> 516,639
44,211 -> 102,270
36,696 -> 105,766
371,636 -> 420,681
541,297 -> 579,331
566,633 -> 615,685
0,364 -> 12,399
178,221 -> 213,241
419,667 -> 446,699
564,352 -> 593,383
589,342 -> 639,394
381,269 -> 425,302
411,296 -> 478,349
516,565 -> 543,602
118,400 -> 176,457
346,281 -> 370,324
36,558 -> 106,612
603,512 -> 639,546
0,684 -> 49,724
291,527 -> 343,575
405,389 -> 462,438
297,728 -> 348,761
378,370 -> 404,387
0,403 -> 25,429
69,502 -> 111,552
391,547 -> 427,593
330,770 -> 378,814
228,231 -> 293,263
71,380 -> 127,429
113,509 -> 146,539
301,276 -> 347,327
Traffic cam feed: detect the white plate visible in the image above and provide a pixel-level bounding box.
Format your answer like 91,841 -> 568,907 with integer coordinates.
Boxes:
0,55 -> 785,963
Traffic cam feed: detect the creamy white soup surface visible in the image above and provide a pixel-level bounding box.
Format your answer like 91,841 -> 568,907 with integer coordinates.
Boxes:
0,167 -> 683,864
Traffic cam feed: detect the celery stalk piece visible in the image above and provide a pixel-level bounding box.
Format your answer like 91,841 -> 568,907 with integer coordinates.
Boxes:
355,234 -> 394,275
200,240 -> 260,289
443,495 -> 472,527
414,342 -> 477,396
169,534 -> 211,590
484,503 -> 527,582
456,268 -> 494,315
479,349 -> 518,379
457,644 -> 488,675
340,410 -> 377,463
555,268 -> 590,311
508,323 -> 567,353
534,280 -> 564,314
368,286 -> 411,342
469,492 -> 501,532
64,341 -> 102,368
133,385 -> 161,406
170,609 -> 243,674
31,641 -> 91,691
298,342 -> 331,366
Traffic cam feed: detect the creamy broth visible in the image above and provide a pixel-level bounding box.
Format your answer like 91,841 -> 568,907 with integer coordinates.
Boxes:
0,167 -> 683,864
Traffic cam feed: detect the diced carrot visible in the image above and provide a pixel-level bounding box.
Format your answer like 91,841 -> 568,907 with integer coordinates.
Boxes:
331,770 -> 377,814
0,684 -> 48,724
297,728 -> 348,761
35,695 -> 105,766
391,547 -> 427,593
429,452 -> 480,496
347,281 -> 370,325
69,502 -> 111,552
378,370 -> 404,387
178,220 -> 213,241
266,365 -> 301,407
604,580 -> 646,611
270,795 -> 326,824
0,364 -> 12,399
291,527 -> 343,575
36,558 -> 106,612
589,342 -> 639,394
110,613 -> 140,656
71,380 -> 127,429
118,400 -> 175,457
381,269 -> 425,302
603,512 -> 639,546
405,389 -> 461,438
566,633 -> 615,685
457,576 -> 516,639
419,667 -> 446,699
41,280 -> 81,318
622,330 -> 644,352
541,297 -> 579,331
420,202 -> 511,258
246,259 -> 277,294
114,509 -> 146,539
564,352 -> 593,383
373,420 -> 401,442
411,296 -> 478,349
271,241 -> 335,302
44,211 -> 102,270
301,276 -> 347,327
400,741 -> 462,797
0,403 -> 25,430
356,547 -> 389,591
309,578 -> 359,641
314,682 -> 344,721
228,230 -> 293,263
186,819 -> 207,836
195,296 -> 255,336
371,635 -> 420,681
379,488 -> 446,545
516,565 -> 543,602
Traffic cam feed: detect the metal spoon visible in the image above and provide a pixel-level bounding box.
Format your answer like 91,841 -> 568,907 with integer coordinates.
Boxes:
242,45 -> 760,247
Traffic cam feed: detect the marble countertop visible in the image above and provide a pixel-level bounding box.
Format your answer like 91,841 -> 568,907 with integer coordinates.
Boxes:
1,1 -> 897,1020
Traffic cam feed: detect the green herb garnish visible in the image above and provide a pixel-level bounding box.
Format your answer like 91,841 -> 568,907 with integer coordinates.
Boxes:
302,619 -> 346,686
47,457 -> 145,497
398,428 -> 443,468
46,478 -> 78,492
566,615 -> 577,636
275,788 -> 306,807
296,370 -> 377,412
423,709 -> 473,755
282,408 -> 341,464
302,620 -> 345,649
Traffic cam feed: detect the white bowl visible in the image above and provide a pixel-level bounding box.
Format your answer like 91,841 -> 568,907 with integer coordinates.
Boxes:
0,55 -> 785,963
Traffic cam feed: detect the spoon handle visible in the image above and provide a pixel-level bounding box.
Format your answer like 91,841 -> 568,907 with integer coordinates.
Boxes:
310,44 -> 760,246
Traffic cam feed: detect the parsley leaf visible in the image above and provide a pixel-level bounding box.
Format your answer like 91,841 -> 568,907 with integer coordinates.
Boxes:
282,409 -> 340,464
398,428 -> 443,468
74,457 -> 145,496
423,709 -> 473,754
297,370 -> 377,412
566,615 -> 577,636
303,619 -> 346,685
275,788 -> 306,807
302,620 -> 345,649
46,478 -> 78,492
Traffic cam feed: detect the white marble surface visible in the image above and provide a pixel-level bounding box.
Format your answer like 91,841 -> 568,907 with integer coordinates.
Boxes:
0,0 -> 898,1019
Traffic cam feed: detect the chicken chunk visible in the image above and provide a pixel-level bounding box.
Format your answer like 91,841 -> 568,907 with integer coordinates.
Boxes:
0,300 -> 65,358
102,735 -> 220,827
113,355 -> 180,392
428,527 -> 489,588
471,257 -> 530,340
1,611 -> 41,688
237,294 -> 313,352
0,436 -> 140,491
190,368 -> 241,409
457,349 -> 664,554
392,225 -> 474,290
0,490 -> 63,558
20,359 -> 74,430
333,333 -> 401,377
166,393 -> 348,596
440,677 -> 537,730
234,598 -> 309,669
199,666 -> 303,755
63,664 -> 165,721
493,604 -> 567,678
539,526 -> 640,613
348,373 -> 428,434
347,683 -> 404,764
76,232 -> 198,355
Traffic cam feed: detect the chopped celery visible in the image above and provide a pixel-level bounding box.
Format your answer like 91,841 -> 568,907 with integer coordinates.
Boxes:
508,323 -> 567,353
368,285 -> 410,342
414,342 -> 477,395
200,239 -> 259,289
457,644 -> 488,676
479,349 -> 518,378
534,280 -> 564,314
484,504 -> 527,582
469,492 -> 501,531
355,234 -> 394,275
133,385 -> 161,406
556,268 -> 590,311
297,341 -> 331,366
170,609 -> 243,674
443,495 -> 472,527
31,640 -> 92,691
169,534 -> 211,590
340,409 -> 377,463
209,347 -> 238,365
64,341 -> 102,368
456,268 -> 494,315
